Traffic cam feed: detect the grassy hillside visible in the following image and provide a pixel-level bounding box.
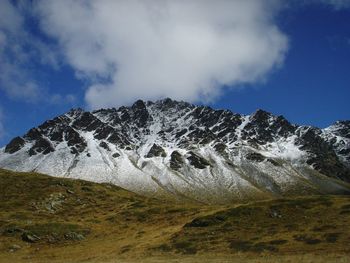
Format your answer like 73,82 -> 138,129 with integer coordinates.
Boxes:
0,168 -> 350,263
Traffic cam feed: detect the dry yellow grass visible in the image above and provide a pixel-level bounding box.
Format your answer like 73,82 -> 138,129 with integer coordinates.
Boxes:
0,169 -> 349,263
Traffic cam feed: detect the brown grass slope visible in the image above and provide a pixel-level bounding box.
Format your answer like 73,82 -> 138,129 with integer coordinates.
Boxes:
0,168 -> 350,263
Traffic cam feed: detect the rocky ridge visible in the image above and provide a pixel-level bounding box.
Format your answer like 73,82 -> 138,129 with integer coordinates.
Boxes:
0,98 -> 349,203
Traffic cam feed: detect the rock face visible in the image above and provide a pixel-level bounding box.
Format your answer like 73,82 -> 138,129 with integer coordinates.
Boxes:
146,144 -> 166,158
4,137 -> 25,154
21,232 -> 40,243
0,98 -> 349,203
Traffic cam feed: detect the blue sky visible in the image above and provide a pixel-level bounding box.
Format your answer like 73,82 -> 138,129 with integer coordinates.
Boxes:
213,3 -> 350,126
0,0 -> 350,146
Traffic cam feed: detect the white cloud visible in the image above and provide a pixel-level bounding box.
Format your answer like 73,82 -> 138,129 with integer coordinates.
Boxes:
49,93 -> 77,105
1,0 -> 348,110
320,0 -> 350,9
0,0 -> 61,103
36,0 -> 288,109
0,60 -> 42,102
293,0 -> 350,9
0,0 -> 23,33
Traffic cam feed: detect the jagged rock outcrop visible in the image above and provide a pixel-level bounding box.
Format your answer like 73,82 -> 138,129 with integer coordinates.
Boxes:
0,98 -> 349,203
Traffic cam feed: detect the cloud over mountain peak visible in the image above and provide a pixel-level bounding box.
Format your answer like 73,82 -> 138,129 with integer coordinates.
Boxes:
36,0 -> 288,108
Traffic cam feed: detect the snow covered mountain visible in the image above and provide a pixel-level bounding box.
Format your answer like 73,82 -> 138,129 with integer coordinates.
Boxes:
1,98 -> 349,203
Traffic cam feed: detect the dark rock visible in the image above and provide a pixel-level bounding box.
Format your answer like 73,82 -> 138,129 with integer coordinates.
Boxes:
131,100 -> 152,127
214,143 -> 227,153
272,115 -> 296,137
72,112 -> 102,132
175,129 -> 188,138
187,128 -> 216,145
246,152 -> 266,162
70,147 -> 78,155
296,127 -> 350,182
324,121 -> 350,166
38,117 -> 69,143
94,126 -> 114,140
242,110 -> 295,144
157,130 -> 166,140
112,152 -> 120,158
28,138 -> 54,156
107,132 -> 130,147
64,232 -> 85,241
212,113 -> 242,140
25,128 -> 42,141
331,121 -> 350,138
50,130 -> 64,142
38,117 -> 62,130
187,152 -> 211,169
66,108 -> 84,118
5,137 -> 25,154
21,232 -> 40,243
170,151 -> 183,170
146,144 -> 166,158
64,127 -> 87,153
158,97 -> 182,111
119,108 -> 131,122
267,158 -> 280,166
93,107 -> 117,115
339,148 -> 350,155
132,99 -> 146,110
99,141 -> 110,151
28,148 -> 36,156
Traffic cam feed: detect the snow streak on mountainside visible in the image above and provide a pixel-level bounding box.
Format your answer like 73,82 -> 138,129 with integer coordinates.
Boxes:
0,98 -> 349,203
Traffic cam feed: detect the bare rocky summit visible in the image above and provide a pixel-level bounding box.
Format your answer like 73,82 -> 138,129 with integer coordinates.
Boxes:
0,98 -> 349,203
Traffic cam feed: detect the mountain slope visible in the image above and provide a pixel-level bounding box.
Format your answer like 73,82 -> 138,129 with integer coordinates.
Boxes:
1,169 -> 350,263
0,98 -> 349,203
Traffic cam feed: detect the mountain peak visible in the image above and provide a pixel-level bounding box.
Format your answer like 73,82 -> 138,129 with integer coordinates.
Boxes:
0,98 -> 349,203
132,99 -> 147,109
68,107 -> 85,114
